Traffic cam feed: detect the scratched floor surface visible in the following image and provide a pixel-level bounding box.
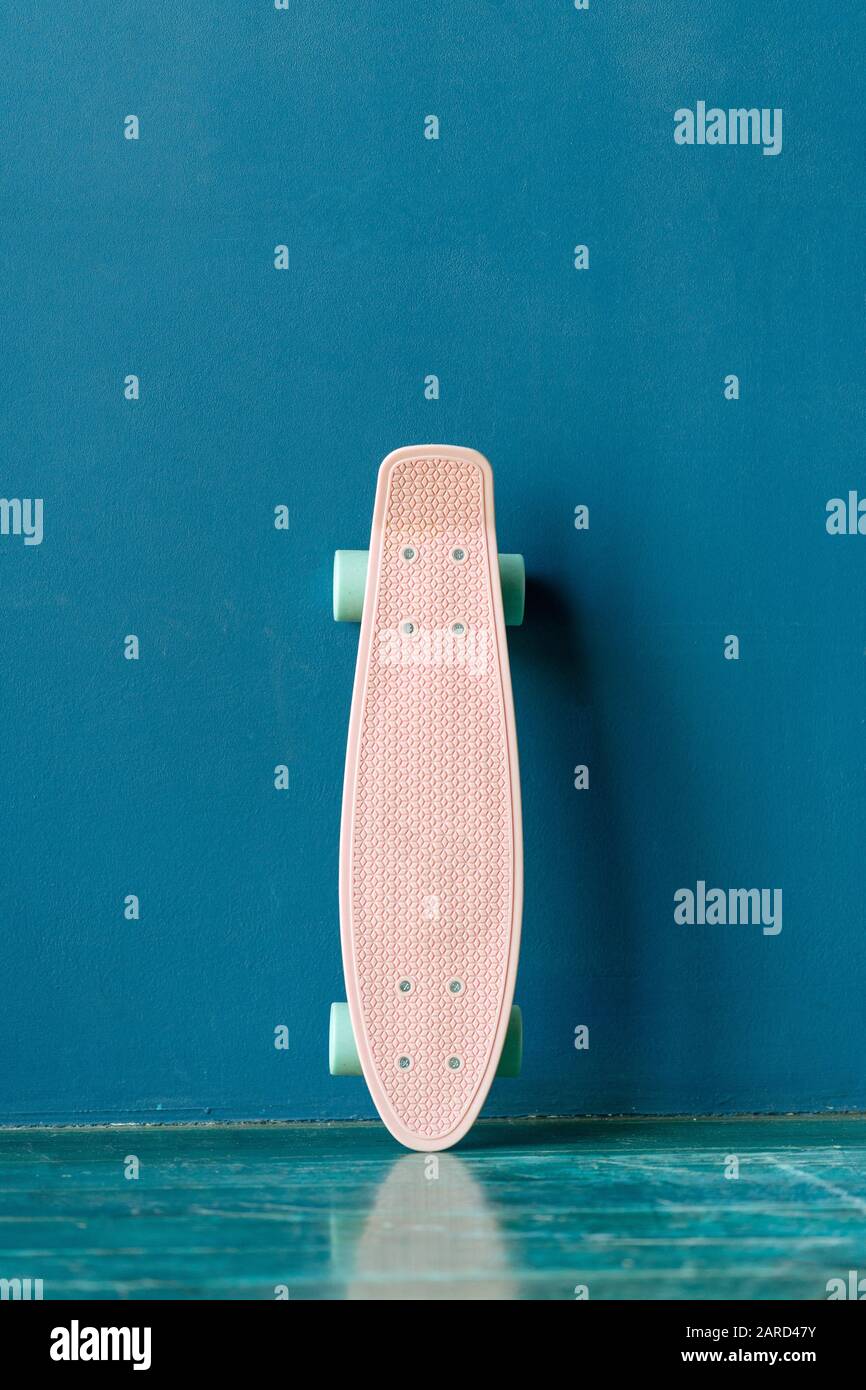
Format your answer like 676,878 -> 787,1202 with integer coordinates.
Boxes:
0,1118 -> 864,1300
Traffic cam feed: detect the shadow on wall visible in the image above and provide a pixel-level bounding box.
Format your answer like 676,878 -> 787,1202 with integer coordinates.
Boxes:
516,571 -> 715,1115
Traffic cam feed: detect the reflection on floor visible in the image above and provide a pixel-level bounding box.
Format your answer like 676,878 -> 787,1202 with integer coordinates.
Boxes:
1,1117 -> 865,1300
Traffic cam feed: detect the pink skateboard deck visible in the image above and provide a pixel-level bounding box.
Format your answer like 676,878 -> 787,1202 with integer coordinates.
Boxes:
336,445 -> 522,1151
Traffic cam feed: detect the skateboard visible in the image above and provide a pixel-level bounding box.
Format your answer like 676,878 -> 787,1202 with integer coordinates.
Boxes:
330,445 -> 523,1152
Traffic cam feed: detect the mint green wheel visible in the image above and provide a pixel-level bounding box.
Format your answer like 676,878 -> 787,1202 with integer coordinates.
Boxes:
329,1002 -> 362,1075
333,549 -> 525,625
496,1006 -> 523,1077
498,554 -> 525,626
333,551 -> 369,622
331,1001 -> 520,1077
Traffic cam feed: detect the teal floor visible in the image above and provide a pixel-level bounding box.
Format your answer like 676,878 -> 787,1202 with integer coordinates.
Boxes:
1,1117 -> 864,1300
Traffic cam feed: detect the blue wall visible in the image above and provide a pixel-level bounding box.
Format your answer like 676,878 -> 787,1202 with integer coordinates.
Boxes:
2,2 -> 864,1124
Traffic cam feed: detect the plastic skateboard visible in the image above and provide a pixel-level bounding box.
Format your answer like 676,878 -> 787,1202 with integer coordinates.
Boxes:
330,445 -> 523,1151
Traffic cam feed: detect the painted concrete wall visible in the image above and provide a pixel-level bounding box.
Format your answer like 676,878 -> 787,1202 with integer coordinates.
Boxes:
2,2 -> 864,1123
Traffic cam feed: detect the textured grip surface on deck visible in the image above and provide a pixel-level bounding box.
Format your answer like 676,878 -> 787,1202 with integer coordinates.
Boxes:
347,454 -> 516,1143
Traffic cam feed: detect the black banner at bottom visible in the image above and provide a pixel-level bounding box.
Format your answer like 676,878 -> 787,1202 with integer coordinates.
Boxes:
1,1298 -> 862,1373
